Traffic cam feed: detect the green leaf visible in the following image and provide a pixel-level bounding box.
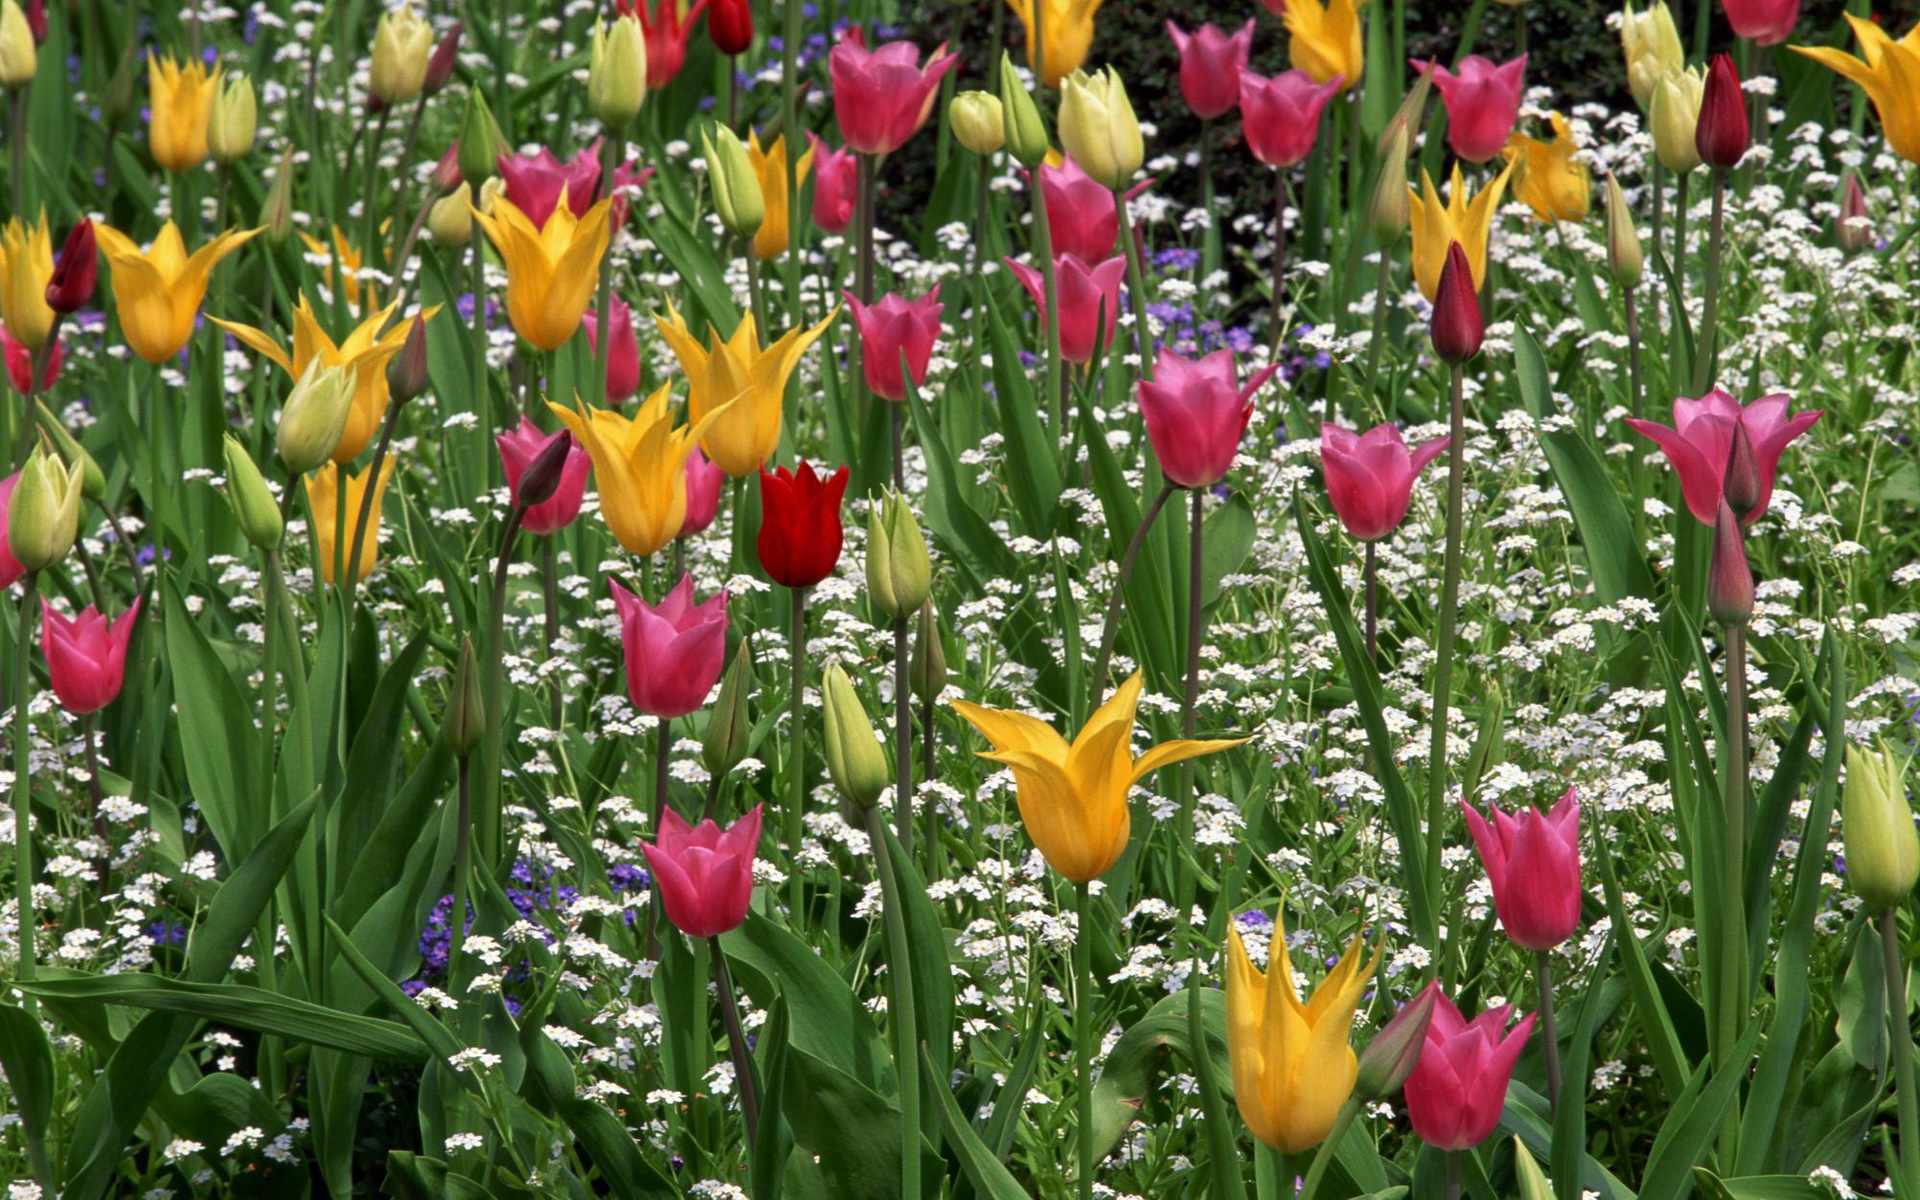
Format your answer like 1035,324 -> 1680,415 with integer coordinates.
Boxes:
0,1005 -> 54,1187
1636,1022 -> 1768,1200
922,1045 -> 1033,1200
1693,1170 -> 1831,1200
1514,1136 -> 1554,1200
1551,945 -> 1614,1200
1089,987 -> 1232,1163
161,576 -> 262,858
981,285 -> 1061,537
778,1043 -> 939,1200
1200,492 -> 1257,610
721,910 -> 896,1094
521,1022 -> 680,1199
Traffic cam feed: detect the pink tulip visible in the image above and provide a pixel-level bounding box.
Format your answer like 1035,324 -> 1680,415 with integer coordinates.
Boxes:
1462,788 -> 1582,952
2,328 -> 59,395
845,286 -> 944,401
1404,991 -> 1537,1151
1624,388 -> 1821,526
828,32 -> 958,157
607,159 -> 656,229
497,417 -> 592,535
1724,0 -> 1799,45
1239,69 -> 1344,168
682,447 -> 726,537
40,597 -> 141,715
612,574 -> 729,719
640,805 -> 762,938
1426,54 -> 1527,164
583,298 -> 641,402
1036,157 -> 1152,267
1138,348 -> 1280,489
1004,253 -> 1126,365
496,143 -> 605,228
0,472 -> 21,588
1167,19 -> 1255,120
810,134 -> 858,234
1319,423 -> 1450,542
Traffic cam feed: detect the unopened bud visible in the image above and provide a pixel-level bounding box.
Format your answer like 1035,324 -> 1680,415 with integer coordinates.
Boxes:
1723,422 -> 1760,517
867,489 -> 932,620
911,599 -> 948,700
1695,54 -> 1749,171
949,91 -> 1005,157
701,643 -> 755,778
516,430 -> 574,510
998,51 -> 1050,169
388,316 -> 431,404
1842,742 -> 1919,911
9,444 -> 83,572
457,87 -> 506,186
1837,173 -> 1872,253
34,401 -> 101,501
702,124 -> 764,239
276,359 -> 356,475
223,435 -> 284,551
208,72 -> 258,163
822,663 -> 891,810
1604,172 -> 1642,290
424,22 -> 463,96
45,220 -> 96,314
1368,123 -> 1410,244
263,147 -> 297,244
589,16 -> 648,130
1430,241 -> 1483,364
429,182 -> 474,246
1707,498 -> 1753,628
370,3 -> 433,106
0,0 -> 36,88
1355,980 -> 1438,1101
444,635 -> 485,757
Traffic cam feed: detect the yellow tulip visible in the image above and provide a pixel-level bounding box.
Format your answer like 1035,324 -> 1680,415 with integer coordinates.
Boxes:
950,672 -> 1244,883
472,191 -> 612,351
1791,16 -> 1920,164
95,221 -> 260,363
212,296 -> 436,464
147,52 -> 220,173
1649,66 -> 1705,174
548,384 -> 726,556
0,0 -> 35,88
1407,160 -> 1514,301
1226,908 -> 1381,1154
653,300 -> 838,478
1058,68 -> 1143,191
1619,1 -> 1683,108
0,213 -> 54,352
1504,112 -> 1591,224
1005,0 -> 1106,89
300,226 -> 384,312
370,3 -> 433,106
306,456 -> 397,585
746,130 -> 816,261
1284,0 -> 1363,93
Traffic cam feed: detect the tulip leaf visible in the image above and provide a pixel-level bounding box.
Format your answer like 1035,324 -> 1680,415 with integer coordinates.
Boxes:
905,383 -> 1020,593
922,1045 -> 1034,1200
1500,1082 -> 1636,1200
980,284 -> 1060,537
520,1020 -> 680,1199
778,1043 -> 941,1200
720,910 -> 897,1096
1088,987 -> 1232,1165
161,575 -> 262,860
1635,1021 -> 1767,1200
1200,491 -> 1257,611
1514,1137 -> 1554,1200
1693,1171 -> 1830,1200
383,1152 -> 496,1200
1550,943 -> 1614,1200
0,1005 -> 53,1189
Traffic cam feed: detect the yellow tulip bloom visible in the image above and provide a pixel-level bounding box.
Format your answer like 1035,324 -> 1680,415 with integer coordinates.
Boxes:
1407,160 -> 1514,301
1504,112 -> 1591,224
1284,0 -> 1363,93
213,296 -> 437,465
96,221 -> 261,364
148,52 -> 220,173
300,226 -> 387,313
951,673 -> 1245,883
472,191 -> 612,352
1006,0 -> 1106,89
1226,908 -> 1381,1154
0,213 -> 54,352
549,384 -> 726,557
306,456 -> 397,585
1792,16 -> 1920,164
654,300 -> 839,478
747,130 -> 816,261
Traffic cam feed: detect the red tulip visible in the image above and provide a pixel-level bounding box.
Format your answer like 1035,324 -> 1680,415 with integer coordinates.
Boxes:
1239,69 -> 1344,168
640,804 -> 762,938
1319,422 -> 1449,541
41,597 -> 142,715
682,446 -> 725,536
1138,347 -> 1279,489
1724,0 -> 1798,46
809,135 -> 858,234
757,460 -> 850,589
844,285 -> 944,402
615,0 -> 710,87
424,22 -> 464,95
497,417 -> 592,535
1430,242 -> 1483,363
1036,157 -> 1151,267
2,329 -> 59,395
828,31 -> 958,156
583,297 -> 641,402
1836,172 -> 1872,252
1708,498 -> 1754,627
1004,252 -> 1126,364
1403,991 -> 1537,1151
23,0 -> 43,43
1624,388 -> 1821,525
496,143 -> 605,228
612,573 -> 730,719
1426,54 -> 1527,165
1696,54 -> 1750,170
709,0 -> 753,55
46,220 -> 97,314
0,472 -> 23,588
1462,788 -> 1582,952
1167,19 -> 1255,121
434,143 -> 464,191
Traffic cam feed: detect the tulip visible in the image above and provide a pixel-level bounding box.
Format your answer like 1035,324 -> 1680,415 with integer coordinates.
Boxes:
0,0 -> 32,86
1430,242 -> 1484,363
147,52 -> 219,172
32,406 -> 97,501
1427,54 -> 1527,164
305,457 -> 396,585
424,22 -> 462,95
1463,788 -> 1582,951
223,436 -> 283,552
429,184 -> 475,246
1,327 -> 56,394
1726,0 -> 1798,45
370,4 -> 433,106
1058,68 -> 1143,192
844,286 -> 943,402
828,33 -> 958,157
299,226 -> 384,312
1791,17 -> 1920,163
1620,1 -> 1683,107
612,573 -> 729,719
496,144 -> 606,231
1036,157 -> 1149,266
757,460 -> 850,589
912,599 -> 948,700
1239,69 -> 1344,168
590,16 -> 649,130
96,221 -> 259,363
1650,67 -> 1706,174
457,87 -> 508,185
1368,123 -> 1412,242
1624,388 -> 1821,525
640,805 -> 761,938
0,471 -> 21,588
40,598 -> 140,715
549,384 -> 725,556
1004,252 -> 1125,364
1707,497 -> 1754,627
655,300 -> 839,477
1837,172 -> 1873,252
701,645 -> 754,778
1604,172 -> 1643,288
207,72 -> 257,163
1355,981 -> 1440,1102
387,315 -> 430,407
45,219 -> 96,314
949,91 -> 1006,156
1319,422 -> 1449,542
1138,347 -> 1279,490
810,135 -> 858,234
704,125 -> 765,240
1407,161 -> 1514,300
1223,908 -> 1380,1152
616,0 -> 708,87
1505,112 -> 1591,224
472,193 -> 613,351
496,417 -> 591,536
8,445 -> 81,572
1008,0 -> 1105,88
274,360 -> 356,475
582,298 -> 641,402
682,447 -> 725,536
1404,992 -> 1537,1151
0,214 -> 52,352
1696,53 -> 1749,170
746,130 -> 816,260
262,148 -> 297,244
1284,0 -> 1362,92
1842,742 -> 1920,910
12,0 -> 31,46
867,489 -> 932,619
1167,20 -> 1254,120
444,636 -> 485,758
822,663 -> 890,810
709,0 -> 752,55
952,672 -> 1244,882
998,51 -> 1051,168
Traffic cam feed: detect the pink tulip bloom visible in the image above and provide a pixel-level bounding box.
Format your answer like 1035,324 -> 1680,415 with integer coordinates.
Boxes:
2,328 -> 59,395
1724,0 -> 1799,45
497,143 -> 605,229
845,285 -> 944,401
682,447 -> 726,537
583,298 -> 641,402
1004,253 -> 1127,364
0,472 -> 21,588
1319,423 -> 1450,542
1624,388 -> 1821,526
1463,788 -> 1582,952
828,32 -> 958,157
1404,991 -> 1537,1151
810,135 -> 858,234
1138,348 -> 1280,489
640,805 -> 762,938
612,574 -> 729,719
1036,157 -> 1152,267
1167,19 -> 1255,120
497,417 -> 592,535
41,597 -> 141,715
1240,69 -> 1344,168
1426,54 -> 1527,164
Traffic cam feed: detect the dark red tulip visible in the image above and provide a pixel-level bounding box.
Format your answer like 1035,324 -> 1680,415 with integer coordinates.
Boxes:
1708,498 -> 1753,628
45,220 -> 96,314
709,0 -> 753,56
1696,54 -> 1750,171
757,460 -> 850,589
424,22 -> 464,95
24,0 -> 44,44
1430,242 -> 1483,364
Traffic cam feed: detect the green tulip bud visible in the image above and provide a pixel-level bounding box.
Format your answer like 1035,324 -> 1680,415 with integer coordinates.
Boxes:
910,599 -> 947,701
949,91 -> 1005,157
429,182 -> 474,247
1604,173 -> 1642,291
1354,981 -> 1437,1101
275,359 -> 356,475
822,662 -> 890,811
867,489 -> 932,620
998,52 -> 1049,169
444,635 -> 486,758
262,147 -> 297,245
458,87 -> 507,187
208,72 -> 258,164
1843,742 -> 1919,911
1057,68 -> 1142,192
223,435 -> 284,552
34,401 -> 102,502
1368,122 -> 1410,245
589,16 -> 648,130
9,445 -> 84,572
702,642 -> 756,779
702,124 -> 764,239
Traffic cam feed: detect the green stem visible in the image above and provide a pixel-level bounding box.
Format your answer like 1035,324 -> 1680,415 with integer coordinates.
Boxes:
1537,948 -> 1562,1108
1624,284 -> 1644,421
1115,187 -> 1154,379
1179,486 -> 1203,838
1363,244 -> 1394,423
593,132 -> 621,405
361,107 -> 392,301
1716,622 -> 1749,1065
470,235 -> 492,498
1675,171 -> 1691,319
1883,909 -> 1920,1195
1424,363 -> 1467,947
1073,879 -> 1095,1200
1297,1097 -> 1362,1200
11,571 -> 38,1011
1364,540 -> 1378,664
450,754 -> 472,987
1442,1151 -> 1461,1200
865,806 -> 920,1200
479,505 -> 527,869
1029,160 -> 1066,449
1693,169 -> 1728,395
1091,481 -> 1177,696
786,585 -> 807,918
711,936 -> 762,1151
893,611 -> 912,852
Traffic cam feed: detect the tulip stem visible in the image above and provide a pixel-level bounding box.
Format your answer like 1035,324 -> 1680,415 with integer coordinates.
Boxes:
542,538 -> 561,732
1271,171 -> 1290,348
1674,170 -> 1691,321
710,936 -> 761,1152
1715,621 -> 1749,1067
653,716 -> 672,834
1442,1150 -> 1461,1200
470,235 -> 493,497
1424,363 -> 1467,937
11,570 -> 38,1012
479,504 -> 527,870
82,712 -> 105,848
920,689 -> 939,878
1091,481 -> 1178,697
1692,168 -> 1728,395
1623,284 -> 1644,422
1297,1096 -> 1362,1200
1363,247 -> 1394,423
785,584 -> 807,919
855,153 -> 876,306
864,806 -> 921,1200
450,753 -> 472,990
8,89 -> 25,223
1364,540 -> 1378,665
1028,156 -> 1066,451
592,132 -> 621,405
1178,487 -> 1203,849
1651,162 -> 1666,276
346,396 -> 405,629
1073,879 -> 1095,1200
362,107 -> 392,297
1536,949 -> 1562,1108
893,613 -> 913,853
1882,909 -> 1920,1195
1114,188 -> 1154,381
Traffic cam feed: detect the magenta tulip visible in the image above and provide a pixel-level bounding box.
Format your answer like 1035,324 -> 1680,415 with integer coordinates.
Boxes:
1167,19 -> 1255,120
583,298 -> 641,403
612,574 -> 730,719
1624,388 -> 1821,526
496,143 -> 605,228
682,447 -> 726,537
1426,54 -> 1527,164
810,135 -> 858,234
41,597 -> 141,715
1239,69 -> 1344,168
828,32 -> 957,156
1319,422 -> 1449,542
1462,788 -> 1582,952
845,286 -> 944,401
0,471 -> 21,588
1036,157 -> 1151,267
640,805 -> 762,938
1724,0 -> 1798,45
1404,991 -> 1537,1151
1138,348 -> 1280,489
1005,253 -> 1126,364
497,417 -> 592,536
